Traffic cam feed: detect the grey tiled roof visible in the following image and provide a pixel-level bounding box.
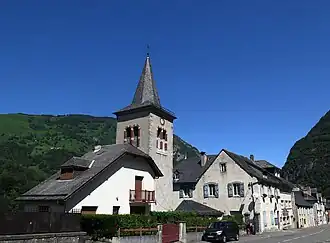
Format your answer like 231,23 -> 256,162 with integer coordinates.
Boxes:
132,55 -> 160,107
294,191 -> 314,208
254,160 -> 279,169
173,155 -> 217,183
175,200 -> 223,216
113,55 -> 176,120
174,149 -> 294,192
61,157 -> 90,168
17,144 -> 162,201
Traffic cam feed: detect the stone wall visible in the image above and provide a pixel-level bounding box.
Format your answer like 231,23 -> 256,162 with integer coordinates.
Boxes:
0,232 -> 88,243
111,235 -> 159,243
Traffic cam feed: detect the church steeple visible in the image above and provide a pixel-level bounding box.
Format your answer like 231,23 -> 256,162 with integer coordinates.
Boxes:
114,53 -> 176,122
131,54 -> 161,107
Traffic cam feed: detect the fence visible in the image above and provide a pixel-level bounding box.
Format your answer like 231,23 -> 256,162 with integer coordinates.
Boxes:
0,212 -> 81,235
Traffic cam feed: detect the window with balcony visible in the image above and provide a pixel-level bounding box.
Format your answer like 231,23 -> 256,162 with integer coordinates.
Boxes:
124,125 -> 140,147
156,127 -> 168,152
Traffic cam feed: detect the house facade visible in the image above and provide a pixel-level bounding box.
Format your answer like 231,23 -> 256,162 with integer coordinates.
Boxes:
173,150 -> 294,233
17,144 -> 163,215
17,53 -> 176,214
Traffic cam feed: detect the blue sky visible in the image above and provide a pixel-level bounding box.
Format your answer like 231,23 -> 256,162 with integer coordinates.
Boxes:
0,1 -> 329,167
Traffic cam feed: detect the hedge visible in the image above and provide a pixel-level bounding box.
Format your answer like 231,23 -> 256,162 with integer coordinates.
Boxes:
81,211 -> 244,240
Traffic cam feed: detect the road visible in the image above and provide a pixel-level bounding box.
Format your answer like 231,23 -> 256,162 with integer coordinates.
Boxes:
196,224 -> 330,243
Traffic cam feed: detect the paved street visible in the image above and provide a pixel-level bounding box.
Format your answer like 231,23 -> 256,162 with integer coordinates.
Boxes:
196,225 -> 330,243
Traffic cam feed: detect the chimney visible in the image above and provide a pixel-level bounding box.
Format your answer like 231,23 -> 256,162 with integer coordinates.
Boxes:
200,152 -> 207,166
250,154 -> 254,162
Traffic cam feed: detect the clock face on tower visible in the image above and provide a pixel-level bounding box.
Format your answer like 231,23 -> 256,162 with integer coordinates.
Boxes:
160,118 -> 165,125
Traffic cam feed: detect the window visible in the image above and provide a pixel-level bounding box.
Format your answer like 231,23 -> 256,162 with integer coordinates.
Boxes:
179,187 -> 193,198
59,167 -> 74,180
233,183 -> 241,196
203,183 -> 219,198
173,171 -> 179,182
113,206 -> 120,215
157,127 -> 168,152
38,205 -> 49,212
220,163 -> 227,172
124,125 -> 140,147
209,184 -> 216,196
228,182 -> 244,197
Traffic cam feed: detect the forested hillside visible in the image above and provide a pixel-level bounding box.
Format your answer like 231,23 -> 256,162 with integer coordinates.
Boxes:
282,110 -> 330,197
0,114 -> 199,211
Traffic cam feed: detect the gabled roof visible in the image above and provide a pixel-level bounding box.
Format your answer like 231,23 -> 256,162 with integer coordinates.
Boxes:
173,155 -> 218,183
173,149 -> 294,192
223,150 -> 294,191
293,191 -> 314,208
17,144 -> 162,201
113,54 -> 176,121
175,200 -> 223,217
254,160 -> 280,169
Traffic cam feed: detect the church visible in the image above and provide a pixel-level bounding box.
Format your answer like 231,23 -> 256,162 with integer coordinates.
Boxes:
16,53 -> 182,214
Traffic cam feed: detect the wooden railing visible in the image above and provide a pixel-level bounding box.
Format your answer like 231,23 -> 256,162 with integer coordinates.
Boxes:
129,190 -> 155,203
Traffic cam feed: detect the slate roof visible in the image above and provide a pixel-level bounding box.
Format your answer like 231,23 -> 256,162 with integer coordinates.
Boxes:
113,54 -> 176,120
293,191 -> 314,208
61,157 -> 90,169
175,200 -> 223,216
174,149 -> 294,192
254,160 -> 279,169
173,155 -> 217,183
17,144 -> 162,201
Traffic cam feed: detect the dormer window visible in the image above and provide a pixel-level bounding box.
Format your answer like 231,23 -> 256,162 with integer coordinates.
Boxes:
173,171 -> 180,182
60,167 -> 74,180
124,125 -> 140,147
156,127 -> 168,152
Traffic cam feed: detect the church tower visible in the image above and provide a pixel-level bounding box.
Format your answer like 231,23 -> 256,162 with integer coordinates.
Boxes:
113,53 -> 176,211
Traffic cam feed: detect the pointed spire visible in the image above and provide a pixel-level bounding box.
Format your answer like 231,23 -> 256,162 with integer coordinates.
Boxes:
131,52 -> 161,107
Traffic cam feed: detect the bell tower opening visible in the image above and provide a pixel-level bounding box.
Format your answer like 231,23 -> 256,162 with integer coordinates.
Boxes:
113,52 -> 176,211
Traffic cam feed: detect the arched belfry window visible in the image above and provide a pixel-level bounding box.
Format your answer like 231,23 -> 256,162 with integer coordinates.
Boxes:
156,127 -> 168,151
124,125 -> 140,147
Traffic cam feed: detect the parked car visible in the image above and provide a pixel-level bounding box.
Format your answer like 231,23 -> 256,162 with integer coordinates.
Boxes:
201,221 -> 239,242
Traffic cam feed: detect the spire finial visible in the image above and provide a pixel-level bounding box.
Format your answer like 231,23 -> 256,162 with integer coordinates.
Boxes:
146,44 -> 150,57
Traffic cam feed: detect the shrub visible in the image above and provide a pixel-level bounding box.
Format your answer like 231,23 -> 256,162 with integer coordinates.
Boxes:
81,211 -> 219,239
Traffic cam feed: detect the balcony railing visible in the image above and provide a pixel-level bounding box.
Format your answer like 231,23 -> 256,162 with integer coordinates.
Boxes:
129,190 -> 156,203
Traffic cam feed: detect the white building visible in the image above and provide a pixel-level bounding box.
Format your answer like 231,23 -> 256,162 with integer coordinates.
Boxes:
173,150 -> 295,233
17,53 -> 176,214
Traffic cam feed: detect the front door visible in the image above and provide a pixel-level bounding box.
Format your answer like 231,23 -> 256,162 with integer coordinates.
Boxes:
135,176 -> 143,201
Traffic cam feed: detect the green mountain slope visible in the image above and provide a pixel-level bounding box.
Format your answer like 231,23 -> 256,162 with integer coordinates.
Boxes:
0,113 -> 199,211
282,110 -> 330,195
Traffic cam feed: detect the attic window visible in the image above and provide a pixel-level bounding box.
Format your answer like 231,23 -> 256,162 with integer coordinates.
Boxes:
173,172 -> 179,181
60,168 -> 74,180
220,163 -> 227,173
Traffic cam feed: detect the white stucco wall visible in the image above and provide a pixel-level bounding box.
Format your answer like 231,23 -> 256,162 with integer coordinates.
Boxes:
70,158 -> 155,215
278,192 -> 294,229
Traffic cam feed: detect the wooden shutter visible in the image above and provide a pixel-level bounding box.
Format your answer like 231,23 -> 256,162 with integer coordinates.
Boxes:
215,184 -> 219,198
179,189 -> 184,198
203,184 -> 209,198
239,183 -> 245,197
227,183 -> 233,198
